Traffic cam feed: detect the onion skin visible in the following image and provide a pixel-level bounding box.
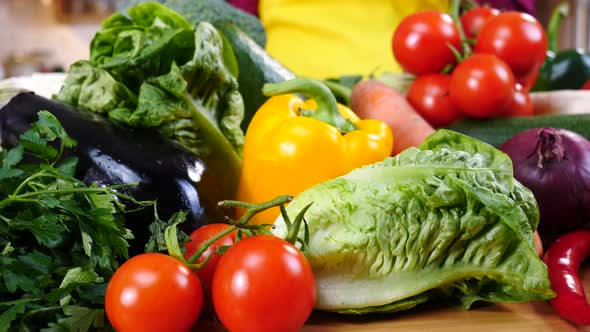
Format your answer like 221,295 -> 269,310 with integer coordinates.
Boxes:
500,127 -> 590,236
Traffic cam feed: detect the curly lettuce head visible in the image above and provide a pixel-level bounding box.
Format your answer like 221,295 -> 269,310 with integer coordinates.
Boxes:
274,130 -> 553,314
54,2 -> 243,198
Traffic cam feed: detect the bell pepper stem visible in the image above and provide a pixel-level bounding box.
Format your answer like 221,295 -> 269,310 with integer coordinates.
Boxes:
263,78 -> 358,133
547,2 -> 569,53
320,80 -> 352,107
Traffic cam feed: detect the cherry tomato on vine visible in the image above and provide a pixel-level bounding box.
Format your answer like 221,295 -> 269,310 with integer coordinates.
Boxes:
184,223 -> 236,292
212,235 -> 316,332
450,54 -> 516,119
475,11 -> 547,79
516,66 -> 540,91
502,83 -> 534,117
406,73 -> 461,127
392,11 -> 461,75
105,253 -> 203,332
460,7 -> 500,39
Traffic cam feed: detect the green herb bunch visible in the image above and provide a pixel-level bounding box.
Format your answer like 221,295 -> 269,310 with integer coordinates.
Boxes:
0,111 -> 150,331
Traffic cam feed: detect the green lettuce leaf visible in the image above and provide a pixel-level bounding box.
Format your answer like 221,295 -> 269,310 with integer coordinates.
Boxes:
54,3 -> 243,196
274,130 -> 553,313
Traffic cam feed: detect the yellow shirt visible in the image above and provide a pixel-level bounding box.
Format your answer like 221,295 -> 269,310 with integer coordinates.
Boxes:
259,0 -> 450,79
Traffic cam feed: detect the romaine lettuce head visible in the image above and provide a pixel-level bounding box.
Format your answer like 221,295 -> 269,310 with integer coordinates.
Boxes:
273,130 -> 553,314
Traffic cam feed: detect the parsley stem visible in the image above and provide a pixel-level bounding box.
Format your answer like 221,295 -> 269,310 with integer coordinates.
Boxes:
0,185 -> 132,209
0,214 -> 11,224
50,141 -> 66,168
12,170 -> 48,196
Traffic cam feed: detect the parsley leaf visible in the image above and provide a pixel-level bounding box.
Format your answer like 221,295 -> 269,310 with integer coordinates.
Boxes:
144,209 -> 190,253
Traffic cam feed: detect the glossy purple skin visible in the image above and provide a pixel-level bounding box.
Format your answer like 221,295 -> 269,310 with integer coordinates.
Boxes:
500,127 -> 590,235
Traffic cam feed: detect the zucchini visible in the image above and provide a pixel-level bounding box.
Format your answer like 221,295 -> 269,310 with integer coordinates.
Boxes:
216,22 -> 295,131
449,113 -> 590,147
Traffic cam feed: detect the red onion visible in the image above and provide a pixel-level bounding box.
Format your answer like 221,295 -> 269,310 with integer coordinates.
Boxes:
500,128 -> 590,236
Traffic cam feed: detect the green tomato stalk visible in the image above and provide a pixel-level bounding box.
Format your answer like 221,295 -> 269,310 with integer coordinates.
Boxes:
163,195 -> 312,269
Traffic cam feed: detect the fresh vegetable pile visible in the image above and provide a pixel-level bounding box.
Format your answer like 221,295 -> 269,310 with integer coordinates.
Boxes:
4,0 -> 590,331
394,0 -> 546,127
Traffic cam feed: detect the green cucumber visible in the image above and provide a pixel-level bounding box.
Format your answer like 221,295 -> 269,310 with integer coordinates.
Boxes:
449,114 -> 590,147
216,22 -> 295,131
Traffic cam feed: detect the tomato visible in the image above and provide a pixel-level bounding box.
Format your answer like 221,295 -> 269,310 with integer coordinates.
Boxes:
475,11 -> 547,79
392,11 -> 461,75
516,66 -> 540,92
406,73 -> 461,127
460,7 -> 500,39
450,54 -> 515,119
184,223 -> 236,292
105,253 -> 203,332
503,84 -> 534,117
212,235 -> 316,332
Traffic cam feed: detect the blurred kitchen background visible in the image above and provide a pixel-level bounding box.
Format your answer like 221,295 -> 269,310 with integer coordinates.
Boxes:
0,0 -> 120,78
0,0 -> 588,79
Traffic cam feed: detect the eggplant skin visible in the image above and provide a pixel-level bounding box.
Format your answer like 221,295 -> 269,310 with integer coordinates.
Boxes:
0,92 -> 227,252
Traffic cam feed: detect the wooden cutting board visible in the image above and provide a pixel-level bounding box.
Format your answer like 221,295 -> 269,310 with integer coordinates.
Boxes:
198,265 -> 589,331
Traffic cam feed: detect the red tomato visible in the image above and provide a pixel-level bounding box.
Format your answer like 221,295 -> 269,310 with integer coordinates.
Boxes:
184,223 -> 236,292
212,235 -> 316,332
503,84 -> 534,117
406,73 -> 462,127
392,11 -> 461,75
105,253 -> 203,332
460,7 -> 500,39
475,11 -> 547,79
516,66 -> 540,92
450,54 -> 516,118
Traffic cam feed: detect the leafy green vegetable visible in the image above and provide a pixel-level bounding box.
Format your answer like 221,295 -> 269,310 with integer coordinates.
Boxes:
144,209 -> 190,253
0,111 -> 150,331
273,130 -> 554,313
117,0 -> 267,47
54,3 -> 243,197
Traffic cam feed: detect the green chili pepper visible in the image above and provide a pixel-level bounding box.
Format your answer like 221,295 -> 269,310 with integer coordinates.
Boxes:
532,2 -> 590,91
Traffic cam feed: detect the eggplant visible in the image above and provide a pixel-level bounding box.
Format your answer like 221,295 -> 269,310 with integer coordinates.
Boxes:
0,92 -> 227,252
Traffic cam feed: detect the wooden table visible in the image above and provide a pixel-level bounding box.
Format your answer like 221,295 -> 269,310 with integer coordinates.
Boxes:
199,264 -> 589,331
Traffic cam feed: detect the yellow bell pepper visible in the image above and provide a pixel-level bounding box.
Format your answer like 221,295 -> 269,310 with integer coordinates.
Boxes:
236,78 -> 393,224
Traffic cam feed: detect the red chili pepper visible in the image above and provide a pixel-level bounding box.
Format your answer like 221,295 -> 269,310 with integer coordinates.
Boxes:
543,229 -> 590,326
